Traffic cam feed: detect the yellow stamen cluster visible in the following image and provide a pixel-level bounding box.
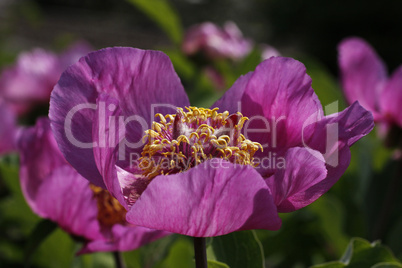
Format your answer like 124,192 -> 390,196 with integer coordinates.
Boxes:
139,107 -> 262,179
90,184 -> 127,227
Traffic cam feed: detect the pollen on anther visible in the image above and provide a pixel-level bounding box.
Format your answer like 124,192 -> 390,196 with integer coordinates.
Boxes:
139,107 -> 262,180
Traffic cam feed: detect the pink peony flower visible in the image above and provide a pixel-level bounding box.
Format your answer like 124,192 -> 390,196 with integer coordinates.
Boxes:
338,37 -> 402,137
17,118 -> 167,254
182,21 -> 253,60
0,42 -> 92,115
49,47 -> 374,237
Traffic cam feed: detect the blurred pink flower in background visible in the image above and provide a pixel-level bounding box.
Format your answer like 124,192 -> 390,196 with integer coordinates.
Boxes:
203,66 -> 225,89
17,118 -> 167,254
181,21 -> 280,91
260,44 -> 281,60
182,21 -> 253,60
338,37 -> 402,138
0,101 -> 19,155
49,47 -> 373,237
0,42 -> 92,115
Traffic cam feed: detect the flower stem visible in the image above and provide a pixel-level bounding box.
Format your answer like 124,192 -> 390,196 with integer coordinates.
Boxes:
113,251 -> 126,268
193,237 -> 207,268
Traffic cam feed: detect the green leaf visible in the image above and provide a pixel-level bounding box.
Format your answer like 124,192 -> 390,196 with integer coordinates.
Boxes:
136,234 -> 177,268
342,238 -> 400,266
312,238 -> 402,268
32,228 -> 76,268
155,237 -> 194,268
372,263 -> 402,268
307,194 -> 349,256
211,230 -> 264,268
24,219 -> 58,264
126,0 -> 182,44
208,259 -> 230,268
73,251 -> 115,268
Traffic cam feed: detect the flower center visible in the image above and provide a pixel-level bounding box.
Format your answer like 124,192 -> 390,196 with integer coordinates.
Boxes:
90,184 -> 127,227
139,107 -> 262,179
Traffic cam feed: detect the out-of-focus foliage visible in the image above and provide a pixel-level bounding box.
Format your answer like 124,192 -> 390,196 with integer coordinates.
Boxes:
126,0 -> 183,44
311,238 -> 402,268
210,231 -> 265,268
207,260 -> 230,268
25,219 -> 58,264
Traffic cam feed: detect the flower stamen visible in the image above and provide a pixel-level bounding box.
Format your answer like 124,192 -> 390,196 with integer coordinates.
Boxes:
90,184 -> 127,227
139,107 -> 262,179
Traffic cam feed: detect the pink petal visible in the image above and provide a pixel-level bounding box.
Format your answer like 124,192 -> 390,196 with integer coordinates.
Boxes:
338,37 -> 387,117
35,165 -> 102,241
50,47 -> 189,187
214,57 -> 323,176
18,118 -> 67,215
266,102 -> 373,213
265,147 -> 327,212
305,101 -> 374,202
126,159 -> 281,237
92,94 -> 123,186
18,117 -> 165,254
312,101 -> 375,149
78,225 -> 168,254
241,57 -> 323,149
380,66 -> 402,128
92,94 -> 144,208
